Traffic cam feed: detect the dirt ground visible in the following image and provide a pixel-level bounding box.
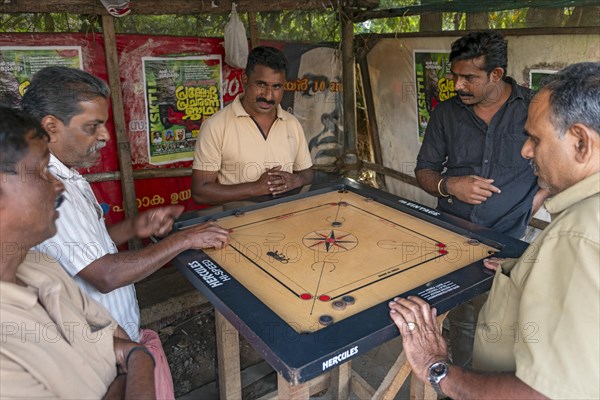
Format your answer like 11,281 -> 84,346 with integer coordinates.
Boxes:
159,305 -> 268,398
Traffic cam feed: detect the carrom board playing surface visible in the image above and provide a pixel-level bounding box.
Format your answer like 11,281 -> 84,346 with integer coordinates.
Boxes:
202,189 -> 498,333
172,179 -> 528,384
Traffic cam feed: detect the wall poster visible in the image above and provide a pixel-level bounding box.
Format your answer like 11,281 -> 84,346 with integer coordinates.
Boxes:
0,45 -> 82,108
143,55 -> 223,165
413,50 -> 454,143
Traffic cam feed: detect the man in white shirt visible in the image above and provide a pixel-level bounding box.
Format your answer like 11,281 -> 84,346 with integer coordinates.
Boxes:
22,66 -> 231,399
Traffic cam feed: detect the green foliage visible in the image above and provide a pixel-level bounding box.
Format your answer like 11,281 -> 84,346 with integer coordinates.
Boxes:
113,14 -> 228,36
355,0 -> 419,33
0,13 -> 96,33
488,9 -> 528,29
0,5 -> 588,36
355,15 -> 420,34
257,10 -> 340,42
442,12 -> 465,31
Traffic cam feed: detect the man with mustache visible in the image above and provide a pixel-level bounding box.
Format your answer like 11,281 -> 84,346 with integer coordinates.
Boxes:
414,30 -> 550,368
0,106 -> 154,399
390,61 -> 599,400
191,46 -> 314,205
22,66 -> 231,399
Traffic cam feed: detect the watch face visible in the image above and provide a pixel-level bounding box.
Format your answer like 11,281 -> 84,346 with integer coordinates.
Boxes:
428,361 -> 449,397
429,361 -> 449,382
431,362 -> 447,377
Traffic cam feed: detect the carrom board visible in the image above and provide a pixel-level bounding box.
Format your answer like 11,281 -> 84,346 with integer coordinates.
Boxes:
172,179 -> 528,384
200,189 -> 499,333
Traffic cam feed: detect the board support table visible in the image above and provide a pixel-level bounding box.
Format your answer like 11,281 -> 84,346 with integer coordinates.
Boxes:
171,179 -> 528,399
215,310 -> 447,399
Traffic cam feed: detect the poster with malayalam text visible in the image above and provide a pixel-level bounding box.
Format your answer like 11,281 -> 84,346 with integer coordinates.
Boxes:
143,55 -> 223,165
414,50 -> 454,143
0,46 -> 82,108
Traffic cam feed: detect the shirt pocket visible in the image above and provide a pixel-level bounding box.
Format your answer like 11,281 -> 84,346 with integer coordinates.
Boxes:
473,268 -> 521,371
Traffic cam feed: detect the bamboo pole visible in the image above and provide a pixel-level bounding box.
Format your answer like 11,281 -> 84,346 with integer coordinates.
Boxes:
101,15 -> 141,249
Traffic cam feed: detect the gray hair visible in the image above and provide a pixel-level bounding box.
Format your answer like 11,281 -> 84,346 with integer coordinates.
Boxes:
540,62 -> 600,138
22,66 -> 110,126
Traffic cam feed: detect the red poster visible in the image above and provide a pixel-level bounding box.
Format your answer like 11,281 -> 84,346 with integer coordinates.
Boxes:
0,33 -> 244,225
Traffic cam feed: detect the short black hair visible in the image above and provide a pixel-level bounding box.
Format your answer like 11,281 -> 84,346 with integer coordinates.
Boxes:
0,106 -> 48,174
450,30 -> 508,79
540,62 -> 600,138
245,46 -> 287,77
22,66 -> 109,126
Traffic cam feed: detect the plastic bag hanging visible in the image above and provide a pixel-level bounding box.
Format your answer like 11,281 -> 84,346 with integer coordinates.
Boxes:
224,2 -> 249,69
100,0 -> 132,17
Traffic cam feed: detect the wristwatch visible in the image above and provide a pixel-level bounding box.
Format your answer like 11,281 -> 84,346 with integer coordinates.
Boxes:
428,360 -> 449,397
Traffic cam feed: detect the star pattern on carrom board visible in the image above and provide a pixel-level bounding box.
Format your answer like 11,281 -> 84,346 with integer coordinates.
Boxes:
304,230 -> 357,252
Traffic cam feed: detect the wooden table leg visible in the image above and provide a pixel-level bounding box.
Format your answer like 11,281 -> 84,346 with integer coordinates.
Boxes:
371,312 -> 448,400
372,351 -> 412,400
409,372 -> 438,400
277,373 -> 310,400
331,361 -> 352,400
215,310 -> 242,400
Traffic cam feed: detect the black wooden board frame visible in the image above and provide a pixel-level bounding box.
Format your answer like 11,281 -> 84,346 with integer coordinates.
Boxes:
171,178 -> 527,384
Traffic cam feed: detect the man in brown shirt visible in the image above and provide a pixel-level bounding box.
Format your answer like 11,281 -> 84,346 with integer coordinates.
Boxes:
0,106 -> 155,399
389,62 -> 599,399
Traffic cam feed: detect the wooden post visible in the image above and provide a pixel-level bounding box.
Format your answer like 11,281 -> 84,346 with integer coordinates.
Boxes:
410,372 -> 437,400
420,0 -> 442,32
466,12 -> 488,29
372,351 -> 412,400
277,374 -> 310,400
331,362 -> 352,400
215,311 -> 242,400
341,10 -> 359,178
357,56 -> 386,190
248,11 -> 260,49
101,15 -> 141,250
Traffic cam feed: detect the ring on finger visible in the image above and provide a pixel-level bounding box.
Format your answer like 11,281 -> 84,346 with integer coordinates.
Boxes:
407,322 -> 416,332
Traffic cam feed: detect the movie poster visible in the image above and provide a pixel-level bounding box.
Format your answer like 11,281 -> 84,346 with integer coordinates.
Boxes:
143,55 -> 223,165
0,46 -> 82,107
278,45 -> 343,177
414,51 -> 454,143
529,69 -> 557,91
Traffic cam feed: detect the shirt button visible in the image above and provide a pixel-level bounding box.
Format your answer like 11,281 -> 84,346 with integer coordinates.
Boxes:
447,198 -> 453,204
484,159 -> 489,163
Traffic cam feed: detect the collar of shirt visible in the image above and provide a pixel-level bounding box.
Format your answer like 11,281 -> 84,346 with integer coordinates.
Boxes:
233,93 -> 288,121
0,251 -> 61,309
454,76 -> 530,111
48,153 -> 84,182
48,154 -> 103,219
0,280 -> 38,309
545,172 -> 600,216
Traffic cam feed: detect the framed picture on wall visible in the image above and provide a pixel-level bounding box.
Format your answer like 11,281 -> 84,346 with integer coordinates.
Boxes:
529,69 -> 557,92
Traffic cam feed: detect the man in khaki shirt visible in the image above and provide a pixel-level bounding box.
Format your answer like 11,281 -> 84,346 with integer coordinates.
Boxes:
0,107 -> 155,399
192,46 -> 313,205
388,62 -> 600,399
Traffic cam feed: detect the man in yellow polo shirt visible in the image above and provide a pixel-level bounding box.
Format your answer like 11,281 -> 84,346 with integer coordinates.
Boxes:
192,46 -> 314,205
388,62 -> 599,399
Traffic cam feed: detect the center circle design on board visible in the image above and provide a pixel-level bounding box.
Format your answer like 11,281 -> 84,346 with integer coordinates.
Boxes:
302,230 -> 358,253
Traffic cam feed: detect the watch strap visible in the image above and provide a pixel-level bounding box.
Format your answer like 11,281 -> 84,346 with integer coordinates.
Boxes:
428,361 -> 449,397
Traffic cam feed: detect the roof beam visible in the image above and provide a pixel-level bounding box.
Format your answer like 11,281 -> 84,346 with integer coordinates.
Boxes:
0,0 -> 379,15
